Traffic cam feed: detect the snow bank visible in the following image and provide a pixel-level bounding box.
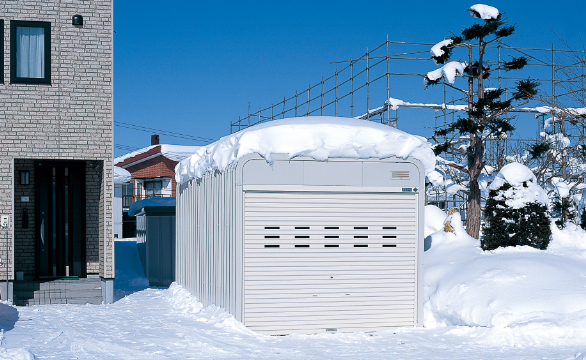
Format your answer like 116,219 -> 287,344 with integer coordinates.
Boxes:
0,348 -> 35,360
175,117 -> 436,184
488,162 -> 548,208
113,166 -> 131,184
424,205 -> 447,237
424,220 -> 586,346
426,61 -> 467,84
469,4 -> 499,20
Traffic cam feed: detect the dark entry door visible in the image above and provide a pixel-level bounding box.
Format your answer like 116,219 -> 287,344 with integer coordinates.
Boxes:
36,163 -> 86,278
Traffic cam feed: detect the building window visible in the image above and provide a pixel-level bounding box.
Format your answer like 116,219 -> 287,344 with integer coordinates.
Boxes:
122,183 -> 134,208
144,180 -> 163,198
10,21 -> 51,84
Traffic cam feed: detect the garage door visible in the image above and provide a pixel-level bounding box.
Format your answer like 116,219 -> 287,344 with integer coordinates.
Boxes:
243,190 -> 419,335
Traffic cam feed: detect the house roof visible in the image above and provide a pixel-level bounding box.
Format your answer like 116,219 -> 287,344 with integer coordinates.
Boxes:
115,144 -> 201,168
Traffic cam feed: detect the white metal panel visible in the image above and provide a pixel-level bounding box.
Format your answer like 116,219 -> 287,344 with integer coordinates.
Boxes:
243,190 -> 418,335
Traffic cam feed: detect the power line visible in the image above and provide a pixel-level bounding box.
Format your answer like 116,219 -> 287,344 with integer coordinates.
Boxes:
114,143 -> 141,152
114,120 -> 216,144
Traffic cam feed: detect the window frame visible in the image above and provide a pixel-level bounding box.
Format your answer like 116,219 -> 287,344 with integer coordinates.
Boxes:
10,20 -> 51,85
0,20 -> 4,84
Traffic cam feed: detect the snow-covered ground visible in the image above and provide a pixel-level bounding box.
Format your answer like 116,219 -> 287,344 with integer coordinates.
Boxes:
1,225 -> 586,359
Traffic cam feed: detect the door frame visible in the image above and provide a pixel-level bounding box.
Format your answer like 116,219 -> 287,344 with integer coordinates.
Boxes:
34,160 -> 87,279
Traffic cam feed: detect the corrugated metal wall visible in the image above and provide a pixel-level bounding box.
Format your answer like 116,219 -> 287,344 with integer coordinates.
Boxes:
176,164 -> 243,320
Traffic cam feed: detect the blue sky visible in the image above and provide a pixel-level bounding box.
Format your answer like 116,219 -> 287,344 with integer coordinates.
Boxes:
113,1 -> 585,157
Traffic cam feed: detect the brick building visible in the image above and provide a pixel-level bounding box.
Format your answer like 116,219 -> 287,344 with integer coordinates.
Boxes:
1,1 -> 114,303
114,136 -> 199,237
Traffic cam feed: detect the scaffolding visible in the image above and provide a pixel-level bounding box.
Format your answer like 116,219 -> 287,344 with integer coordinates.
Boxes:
231,37 -> 586,212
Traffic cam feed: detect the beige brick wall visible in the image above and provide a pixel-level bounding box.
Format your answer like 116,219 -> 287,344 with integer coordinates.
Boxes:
0,1 -> 113,280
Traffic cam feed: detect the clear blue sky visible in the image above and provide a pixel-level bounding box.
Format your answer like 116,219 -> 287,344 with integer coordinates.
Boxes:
113,0 -> 585,157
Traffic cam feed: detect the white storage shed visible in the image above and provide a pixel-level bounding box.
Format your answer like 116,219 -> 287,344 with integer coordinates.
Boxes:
175,117 -> 435,335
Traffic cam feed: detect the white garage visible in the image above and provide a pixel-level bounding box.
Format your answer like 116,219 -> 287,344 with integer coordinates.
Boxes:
175,117 -> 434,335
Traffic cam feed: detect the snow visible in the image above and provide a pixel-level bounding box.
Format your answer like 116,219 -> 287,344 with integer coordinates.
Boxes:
430,39 -> 452,62
114,145 -> 157,164
2,229 -> 586,357
469,4 -> 499,20
424,205 -> 447,237
552,177 -> 571,198
127,197 -> 176,216
386,96 -> 405,110
175,117 -> 437,184
425,220 -> 586,347
541,132 -> 571,148
426,170 -> 445,187
160,144 -> 202,162
426,61 -> 467,84
446,183 -> 466,195
113,166 -> 131,184
114,144 -> 201,164
489,162 -> 548,208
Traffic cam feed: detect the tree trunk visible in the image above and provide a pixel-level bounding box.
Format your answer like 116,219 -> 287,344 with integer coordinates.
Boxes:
466,136 -> 484,239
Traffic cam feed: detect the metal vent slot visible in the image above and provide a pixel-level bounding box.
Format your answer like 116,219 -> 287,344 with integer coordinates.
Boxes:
325,235 -> 339,239
295,235 -> 310,238
295,245 -> 310,248
383,226 -> 397,230
264,226 -> 280,229
383,244 -> 397,247
383,235 -> 397,238
391,171 -> 410,180
354,226 -> 368,229
264,235 -> 280,239
354,235 -> 368,238
324,244 -> 339,248
325,226 -> 339,229
354,244 -> 368,247
295,226 -> 310,229
264,244 -> 280,248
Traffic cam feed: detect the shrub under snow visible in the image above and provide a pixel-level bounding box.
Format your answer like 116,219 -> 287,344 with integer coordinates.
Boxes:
482,163 -> 551,250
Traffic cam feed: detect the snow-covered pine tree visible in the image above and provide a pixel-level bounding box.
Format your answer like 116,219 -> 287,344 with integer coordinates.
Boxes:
551,195 -> 577,228
482,163 -> 551,250
425,4 -> 539,239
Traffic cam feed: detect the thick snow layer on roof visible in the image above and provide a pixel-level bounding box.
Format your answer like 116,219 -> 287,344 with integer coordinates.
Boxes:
469,4 -> 499,19
175,117 -> 436,184
489,162 -> 548,207
430,39 -> 452,61
113,166 -> 132,184
128,197 -> 176,216
426,61 -> 467,84
160,145 -> 202,162
114,145 -> 201,164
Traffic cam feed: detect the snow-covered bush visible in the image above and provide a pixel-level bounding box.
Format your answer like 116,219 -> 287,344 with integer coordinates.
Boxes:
482,163 -> 551,250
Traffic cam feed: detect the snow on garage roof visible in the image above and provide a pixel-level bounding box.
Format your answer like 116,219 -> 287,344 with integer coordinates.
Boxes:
175,116 -> 436,184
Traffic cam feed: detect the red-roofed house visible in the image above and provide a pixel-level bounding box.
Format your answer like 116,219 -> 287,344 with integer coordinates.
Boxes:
114,136 -> 199,237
